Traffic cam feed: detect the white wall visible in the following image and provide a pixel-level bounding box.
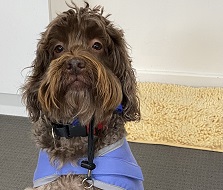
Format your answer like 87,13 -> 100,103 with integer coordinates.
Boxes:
50,0 -> 223,86
1,0 -> 223,116
0,0 -> 49,116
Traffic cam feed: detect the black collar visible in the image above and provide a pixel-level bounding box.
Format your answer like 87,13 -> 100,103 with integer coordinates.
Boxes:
52,104 -> 123,139
52,121 -> 88,139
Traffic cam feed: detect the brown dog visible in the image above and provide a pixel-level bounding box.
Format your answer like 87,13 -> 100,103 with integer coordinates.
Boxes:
22,2 -> 144,190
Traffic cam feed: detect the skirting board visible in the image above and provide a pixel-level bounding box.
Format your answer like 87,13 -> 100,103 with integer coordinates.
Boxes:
0,93 -> 27,117
0,71 -> 222,117
136,70 -> 223,87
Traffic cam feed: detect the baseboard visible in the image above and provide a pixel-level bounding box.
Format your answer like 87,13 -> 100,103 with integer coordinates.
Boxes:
0,93 -> 27,117
136,70 -> 223,87
0,71 -> 222,116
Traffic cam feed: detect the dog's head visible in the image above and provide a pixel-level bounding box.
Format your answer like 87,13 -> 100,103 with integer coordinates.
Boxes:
23,2 -> 140,126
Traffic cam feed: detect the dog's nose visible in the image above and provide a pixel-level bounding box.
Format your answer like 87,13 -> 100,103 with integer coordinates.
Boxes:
66,59 -> 86,73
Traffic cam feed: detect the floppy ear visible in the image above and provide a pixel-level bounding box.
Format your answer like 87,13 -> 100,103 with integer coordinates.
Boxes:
22,33 -> 50,122
107,27 -> 140,122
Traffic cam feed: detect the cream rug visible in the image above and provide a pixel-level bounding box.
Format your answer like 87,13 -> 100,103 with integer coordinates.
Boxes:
125,82 -> 223,152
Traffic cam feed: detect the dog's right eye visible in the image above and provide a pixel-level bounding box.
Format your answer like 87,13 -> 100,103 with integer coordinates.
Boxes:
54,45 -> 64,54
92,42 -> 103,51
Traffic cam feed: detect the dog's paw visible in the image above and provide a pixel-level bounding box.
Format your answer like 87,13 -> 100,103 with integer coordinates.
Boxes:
24,188 -> 34,190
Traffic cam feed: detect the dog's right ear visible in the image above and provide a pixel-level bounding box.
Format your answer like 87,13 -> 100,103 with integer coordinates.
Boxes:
22,32 -> 50,122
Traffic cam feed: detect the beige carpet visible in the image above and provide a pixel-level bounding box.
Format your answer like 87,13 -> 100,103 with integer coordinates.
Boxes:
125,82 -> 223,152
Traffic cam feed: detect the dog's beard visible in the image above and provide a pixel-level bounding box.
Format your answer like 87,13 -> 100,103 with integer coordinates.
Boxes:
38,49 -> 123,125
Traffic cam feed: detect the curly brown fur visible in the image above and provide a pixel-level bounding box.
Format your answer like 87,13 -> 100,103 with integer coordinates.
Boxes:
22,2 -> 140,189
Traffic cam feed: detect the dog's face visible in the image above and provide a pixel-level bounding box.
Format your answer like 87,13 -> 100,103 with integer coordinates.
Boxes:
23,3 -> 140,126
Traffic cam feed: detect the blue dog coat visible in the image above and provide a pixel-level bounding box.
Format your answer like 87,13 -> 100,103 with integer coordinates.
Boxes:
33,138 -> 144,190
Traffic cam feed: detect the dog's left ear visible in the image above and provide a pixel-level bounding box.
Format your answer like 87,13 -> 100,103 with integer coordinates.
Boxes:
107,27 -> 140,122
22,31 -> 51,122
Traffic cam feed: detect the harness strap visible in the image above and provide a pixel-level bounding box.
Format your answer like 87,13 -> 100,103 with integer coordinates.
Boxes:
81,116 -> 96,178
80,116 -> 96,188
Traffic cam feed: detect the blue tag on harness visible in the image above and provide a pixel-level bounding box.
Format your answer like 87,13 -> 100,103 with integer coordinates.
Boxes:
115,104 -> 123,114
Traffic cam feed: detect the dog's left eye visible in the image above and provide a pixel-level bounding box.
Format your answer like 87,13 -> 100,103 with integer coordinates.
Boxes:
54,45 -> 64,53
92,42 -> 103,51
